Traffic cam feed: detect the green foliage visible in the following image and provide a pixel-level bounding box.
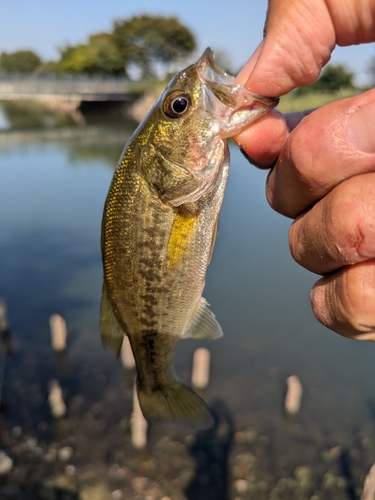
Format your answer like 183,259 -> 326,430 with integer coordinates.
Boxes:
368,55 -> 375,85
0,50 -> 42,73
1,15 -> 196,77
295,64 -> 355,96
53,33 -> 124,74
278,88 -> 360,114
113,15 -> 196,78
319,64 -> 354,91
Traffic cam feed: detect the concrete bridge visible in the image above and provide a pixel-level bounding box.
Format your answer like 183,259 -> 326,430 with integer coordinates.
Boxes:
0,74 -> 145,117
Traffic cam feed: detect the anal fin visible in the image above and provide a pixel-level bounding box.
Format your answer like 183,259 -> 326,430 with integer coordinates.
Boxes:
100,282 -> 127,357
182,297 -> 223,340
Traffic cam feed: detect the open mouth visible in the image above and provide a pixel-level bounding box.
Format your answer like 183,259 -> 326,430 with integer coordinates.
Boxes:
195,49 -> 279,138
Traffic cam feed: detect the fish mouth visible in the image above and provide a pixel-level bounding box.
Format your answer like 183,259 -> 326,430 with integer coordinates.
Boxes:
197,47 -> 279,137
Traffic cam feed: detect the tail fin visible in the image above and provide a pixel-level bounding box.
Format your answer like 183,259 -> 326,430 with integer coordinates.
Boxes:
137,381 -> 214,429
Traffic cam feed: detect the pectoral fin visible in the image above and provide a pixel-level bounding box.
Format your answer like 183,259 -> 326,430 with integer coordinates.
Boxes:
182,298 -> 223,340
100,283 -> 126,357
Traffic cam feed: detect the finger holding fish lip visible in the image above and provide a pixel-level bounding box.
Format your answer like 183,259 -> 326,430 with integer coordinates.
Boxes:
234,109 -> 315,170
233,110 -> 287,169
234,45 -> 287,169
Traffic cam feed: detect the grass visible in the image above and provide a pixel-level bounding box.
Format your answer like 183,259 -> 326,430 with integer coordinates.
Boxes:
277,88 -> 363,113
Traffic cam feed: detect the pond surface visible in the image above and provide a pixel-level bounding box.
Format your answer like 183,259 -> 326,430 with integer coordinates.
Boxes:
1,107 -> 375,499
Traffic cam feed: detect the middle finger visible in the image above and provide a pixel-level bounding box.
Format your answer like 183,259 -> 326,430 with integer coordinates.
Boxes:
289,172 -> 375,275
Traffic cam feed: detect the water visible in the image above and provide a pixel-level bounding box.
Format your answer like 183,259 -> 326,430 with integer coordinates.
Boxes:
1,111 -> 375,498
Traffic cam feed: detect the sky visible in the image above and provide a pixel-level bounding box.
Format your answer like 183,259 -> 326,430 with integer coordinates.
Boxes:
1,0 -> 375,86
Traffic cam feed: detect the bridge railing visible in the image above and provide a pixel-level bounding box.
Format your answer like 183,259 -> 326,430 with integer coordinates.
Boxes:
0,73 -> 147,95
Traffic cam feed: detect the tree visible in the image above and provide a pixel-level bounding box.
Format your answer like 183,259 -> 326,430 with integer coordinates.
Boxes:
316,64 -> 354,92
113,15 -> 196,79
53,33 -> 124,74
0,50 -> 41,73
296,64 -> 355,95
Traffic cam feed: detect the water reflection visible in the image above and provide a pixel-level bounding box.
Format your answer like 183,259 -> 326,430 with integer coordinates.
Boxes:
1,100 -> 76,129
1,120 -> 375,498
0,299 -> 13,358
0,327 -> 13,359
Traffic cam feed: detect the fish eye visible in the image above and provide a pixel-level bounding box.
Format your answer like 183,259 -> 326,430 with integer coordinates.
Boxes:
163,92 -> 191,119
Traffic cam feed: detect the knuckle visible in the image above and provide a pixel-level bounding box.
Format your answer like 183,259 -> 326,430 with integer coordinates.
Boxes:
333,263 -> 375,337
311,264 -> 375,339
292,176 -> 375,276
329,179 -> 375,263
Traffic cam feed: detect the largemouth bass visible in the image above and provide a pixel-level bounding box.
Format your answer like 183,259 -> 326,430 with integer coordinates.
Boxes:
101,48 -> 278,428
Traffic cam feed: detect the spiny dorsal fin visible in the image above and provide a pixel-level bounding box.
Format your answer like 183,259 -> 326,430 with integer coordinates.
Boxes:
182,297 -> 223,340
100,282 -> 127,357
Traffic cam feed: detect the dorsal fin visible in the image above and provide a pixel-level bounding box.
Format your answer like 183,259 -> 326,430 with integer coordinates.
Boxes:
182,298 -> 223,340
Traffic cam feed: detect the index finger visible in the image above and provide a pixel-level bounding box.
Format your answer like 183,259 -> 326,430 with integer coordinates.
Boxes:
233,110 -> 312,169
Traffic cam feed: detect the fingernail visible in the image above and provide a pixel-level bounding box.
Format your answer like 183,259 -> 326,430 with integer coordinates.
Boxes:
240,148 -> 278,170
240,148 -> 255,163
239,148 -> 266,168
347,99 -> 375,154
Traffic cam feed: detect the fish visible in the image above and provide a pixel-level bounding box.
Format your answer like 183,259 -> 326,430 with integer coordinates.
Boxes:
101,47 -> 278,428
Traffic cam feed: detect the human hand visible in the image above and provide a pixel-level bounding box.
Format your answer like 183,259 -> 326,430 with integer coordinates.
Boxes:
235,0 -> 375,339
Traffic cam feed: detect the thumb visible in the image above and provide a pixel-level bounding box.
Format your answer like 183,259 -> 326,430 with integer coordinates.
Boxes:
240,0 -> 335,96
241,0 -> 375,97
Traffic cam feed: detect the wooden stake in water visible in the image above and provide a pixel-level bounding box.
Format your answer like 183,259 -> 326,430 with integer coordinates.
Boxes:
191,348 -> 211,390
285,375 -> 303,416
48,379 -> 66,418
121,336 -> 135,369
0,299 -> 10,404
362,462 -> 375,500
49,314 -> 67,352
0,451 -> 13,475
131,383 -> 147,449
0,298 -> 9,334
